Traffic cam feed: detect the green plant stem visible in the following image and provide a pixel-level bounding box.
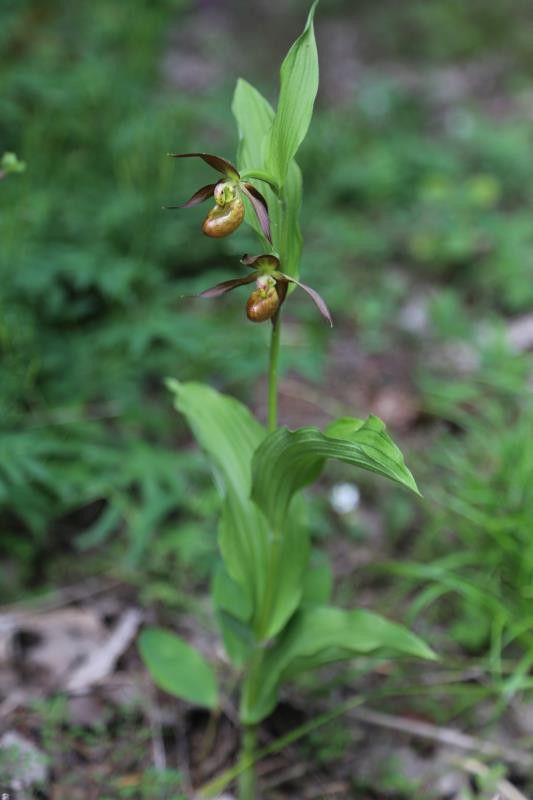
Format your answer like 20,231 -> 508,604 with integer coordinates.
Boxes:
238,723 -> 257,800
236,301 -> 282,800
200,694 -> 366,798
237,198 -> 284,800
267,315 -> 281,432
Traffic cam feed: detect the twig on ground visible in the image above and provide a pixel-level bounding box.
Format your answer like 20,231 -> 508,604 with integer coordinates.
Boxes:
146,682 -> 166,771
259,761 -> 308,791
304,782 -> 350,799
0,577 -> 121,618
177,715 -> 194,799
66,608 -> 142,692
348,707 -> 533,769
456,757 -> 530,800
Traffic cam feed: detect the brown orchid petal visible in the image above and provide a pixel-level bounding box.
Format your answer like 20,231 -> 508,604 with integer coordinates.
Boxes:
281,273 -> 333,327
266,278 -> 289,326
199,272 -> 258,298
168,152 -> 240,178
165,183 -> 218,209
241,183 -> 272,243
240,253 -> 280,270
275,278 -> 289,307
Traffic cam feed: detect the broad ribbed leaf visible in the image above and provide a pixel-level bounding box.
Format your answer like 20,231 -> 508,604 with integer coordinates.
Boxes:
139,627 -> 218,708
167,380 -> 263,503
232,78 -> 274,174
168,380 -> 309,641
252,417 -> 419,531
218,491 -> 269,625
243,606 -> 436,723
279,159 -> 303,277
254,498 -> 310,640
231,79 -> 303,278
212,565 -> 255,665
232,80 -> 278,245
265,1 -> 319,187
167,380 -> 268,620
301,551 -> 333,607
212,563 -> 252,621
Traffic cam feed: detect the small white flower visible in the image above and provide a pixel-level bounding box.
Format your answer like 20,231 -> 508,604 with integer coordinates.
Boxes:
330,482 -> 360,514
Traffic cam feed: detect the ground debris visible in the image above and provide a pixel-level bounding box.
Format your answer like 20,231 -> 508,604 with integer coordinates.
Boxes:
0,730 -> 48,798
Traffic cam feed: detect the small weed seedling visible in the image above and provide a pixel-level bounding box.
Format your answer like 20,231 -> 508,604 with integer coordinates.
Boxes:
139,5 -> 434,797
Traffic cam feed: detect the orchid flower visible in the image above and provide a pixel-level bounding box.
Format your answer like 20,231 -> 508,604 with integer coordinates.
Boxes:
166,152 -> 271,242
199,254 -> 333,326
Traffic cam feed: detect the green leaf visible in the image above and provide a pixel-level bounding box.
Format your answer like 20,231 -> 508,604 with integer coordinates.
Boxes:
265,1 -> 319,187
212,563 -> 253,621
243,606 -> 436,723
232,79 -> 275,245
254,498 -> 310,640
218,491 -> 269,625
212,566 -> 255,665
252,417 -> 420,532
232,80 -> 304,277
216,609 -> 255,667
232,78 -> 275,175
279,159 -> 303,278
301,551 -> 333,606
167,380 -> 264,504
139,627 -> 218,709
168,380 -> 268,608
1,151 -> 26,174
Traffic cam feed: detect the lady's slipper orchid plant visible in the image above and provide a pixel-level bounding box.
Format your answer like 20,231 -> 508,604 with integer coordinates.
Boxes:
166,152 -> 272,241
139,5 -> 434,800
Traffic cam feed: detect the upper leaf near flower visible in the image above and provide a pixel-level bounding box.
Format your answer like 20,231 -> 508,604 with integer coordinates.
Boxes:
264,0 -> 320,187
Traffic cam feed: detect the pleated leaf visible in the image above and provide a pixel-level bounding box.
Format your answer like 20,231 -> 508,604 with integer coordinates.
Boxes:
231,79 -> 303,278
242,605 -> 436,723
167,380 -> 310,642
167,381 -> 267,614
167,380 -> 263,503
252,416 -> 419,531
232,78 -> 274,174
212,565 -> 255,665
265,1 -> 319,187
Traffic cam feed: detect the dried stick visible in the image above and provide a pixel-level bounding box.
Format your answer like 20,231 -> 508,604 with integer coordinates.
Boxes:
349,707 -> 532,769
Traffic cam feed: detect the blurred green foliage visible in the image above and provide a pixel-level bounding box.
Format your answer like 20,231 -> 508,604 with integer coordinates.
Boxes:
0,0 -> 266,595
400,354 -> 533,678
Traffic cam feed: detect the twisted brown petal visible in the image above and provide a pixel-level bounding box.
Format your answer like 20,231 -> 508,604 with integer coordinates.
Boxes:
280,273 -> 333,327
165,183 -> 217,209
168,152 -> 240,179
240,254 -> 280,270
241,183 -> 272,243
199,272 -> 258,298
275,278 -> 289,307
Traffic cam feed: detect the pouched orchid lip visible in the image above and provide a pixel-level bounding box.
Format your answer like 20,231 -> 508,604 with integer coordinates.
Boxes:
166,152 -> 271,243
198,253 -> 333,327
